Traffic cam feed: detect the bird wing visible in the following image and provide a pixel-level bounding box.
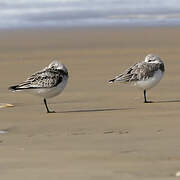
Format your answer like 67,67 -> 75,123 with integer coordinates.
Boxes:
15,68 -> 63,89
114,62 -> 161,82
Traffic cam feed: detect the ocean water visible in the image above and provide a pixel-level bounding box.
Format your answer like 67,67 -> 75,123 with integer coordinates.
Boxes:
1,0 -> 180,29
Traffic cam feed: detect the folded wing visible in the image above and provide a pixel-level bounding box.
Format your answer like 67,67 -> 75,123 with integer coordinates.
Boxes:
9,69 -> 63,91
109,62 -> 161,83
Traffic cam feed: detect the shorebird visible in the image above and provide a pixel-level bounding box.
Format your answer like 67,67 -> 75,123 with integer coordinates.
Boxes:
108,54 -> 165,103
9,60 -> 69,113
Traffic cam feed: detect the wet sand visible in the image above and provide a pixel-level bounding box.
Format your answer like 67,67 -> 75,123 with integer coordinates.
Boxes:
0,27 -> 180,179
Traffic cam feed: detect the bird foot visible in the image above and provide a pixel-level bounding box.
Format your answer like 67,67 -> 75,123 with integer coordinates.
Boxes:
144,100 -> 153,103
47,110 -> 56,113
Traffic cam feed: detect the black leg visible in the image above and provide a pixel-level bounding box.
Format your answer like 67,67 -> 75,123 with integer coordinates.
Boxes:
144,90 -> 147,103
43,98 -> 55,113
143,90 -> 152,103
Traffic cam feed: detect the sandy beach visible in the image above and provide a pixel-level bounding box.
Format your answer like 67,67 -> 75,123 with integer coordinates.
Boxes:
0,27 -> 180,179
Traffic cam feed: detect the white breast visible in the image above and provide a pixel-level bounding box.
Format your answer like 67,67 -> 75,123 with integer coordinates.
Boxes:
135,70 -> 164,90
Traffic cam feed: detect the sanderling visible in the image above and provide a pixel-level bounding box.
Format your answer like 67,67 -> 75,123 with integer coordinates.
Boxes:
108,54 -> 165,103
9,60 -> 69,113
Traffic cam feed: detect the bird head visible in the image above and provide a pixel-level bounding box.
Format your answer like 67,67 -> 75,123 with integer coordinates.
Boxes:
144,54 -> 163,64
48,60 -> 68,74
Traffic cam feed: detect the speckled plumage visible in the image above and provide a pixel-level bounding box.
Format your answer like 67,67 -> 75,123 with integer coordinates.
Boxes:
109,54 -> 165,103
9,60 -> 69,113
113,61 -> 164,82
10,62 -> 68,90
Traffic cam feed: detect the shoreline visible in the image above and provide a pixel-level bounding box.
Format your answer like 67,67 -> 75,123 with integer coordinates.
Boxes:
1,23 -> 180,31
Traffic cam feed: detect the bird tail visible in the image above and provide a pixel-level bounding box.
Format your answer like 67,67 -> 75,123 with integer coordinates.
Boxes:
108,73 -> 130,84
108,74 -> 124,83
8,85 -> 21,92
108,78 -> 116,83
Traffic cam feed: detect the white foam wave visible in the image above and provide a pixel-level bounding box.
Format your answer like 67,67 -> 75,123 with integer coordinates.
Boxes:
0,0 -> 180,28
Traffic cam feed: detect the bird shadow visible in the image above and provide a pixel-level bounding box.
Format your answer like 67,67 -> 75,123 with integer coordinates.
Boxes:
56,107 -> 134,114
151,99 -> 180,103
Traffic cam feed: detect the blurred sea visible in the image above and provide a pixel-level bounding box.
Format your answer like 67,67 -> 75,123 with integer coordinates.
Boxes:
1,0 -> 180,29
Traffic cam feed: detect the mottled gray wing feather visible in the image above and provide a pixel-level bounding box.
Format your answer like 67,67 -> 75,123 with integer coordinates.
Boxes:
115,62 -> 161,82
16,69 -> 62,89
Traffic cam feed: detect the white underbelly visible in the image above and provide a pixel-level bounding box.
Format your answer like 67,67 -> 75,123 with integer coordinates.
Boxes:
135,70 -> 164,90
27,78 -> 68,99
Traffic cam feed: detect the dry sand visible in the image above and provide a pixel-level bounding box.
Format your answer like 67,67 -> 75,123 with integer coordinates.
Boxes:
0,27 -> 180,179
